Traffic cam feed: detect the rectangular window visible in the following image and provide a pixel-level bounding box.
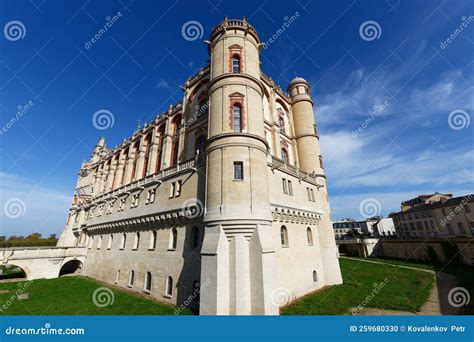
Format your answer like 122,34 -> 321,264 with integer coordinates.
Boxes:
170,182 -> 176,198
287,180 -> 293,195
458,223 -> 466,234
464,204 -> 471,214
131,194 -> 139,208
234,162 -> 243,180
282,179 -> 288,194
310,189 -> 315,202
118,198 -> 126,211
442,208 -> 447,216
175,180 -> 182,197
446,224 -> 453,234
307,187 -> 311,201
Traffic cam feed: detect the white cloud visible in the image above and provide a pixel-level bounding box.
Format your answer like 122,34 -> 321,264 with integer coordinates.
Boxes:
155,79 -> 171,90
0,172 -> 71,237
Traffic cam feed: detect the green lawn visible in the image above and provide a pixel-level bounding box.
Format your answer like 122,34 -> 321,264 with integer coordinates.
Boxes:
281,258 -> 434,315
0,276 -> 193,315
350,256 -> 436,271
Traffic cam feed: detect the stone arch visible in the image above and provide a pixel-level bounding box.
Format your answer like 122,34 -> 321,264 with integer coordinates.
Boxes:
0,264 -> 27,280
59,259 -> 83,277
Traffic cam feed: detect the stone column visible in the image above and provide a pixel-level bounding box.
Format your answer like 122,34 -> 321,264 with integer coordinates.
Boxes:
135,137 -> 146,180
113,151 -> 125,189
148,130 -> 160,175
123,151 -> 134,185
105,158 -> 117,192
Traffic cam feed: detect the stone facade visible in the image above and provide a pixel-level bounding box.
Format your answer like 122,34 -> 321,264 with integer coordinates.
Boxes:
55,18 -> 342,315
390,193 -> 474,239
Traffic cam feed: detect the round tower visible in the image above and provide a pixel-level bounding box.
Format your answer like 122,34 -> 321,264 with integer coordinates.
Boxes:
200,18 -> 277,315
288,77 -> 343,286
287,77 -> 323,175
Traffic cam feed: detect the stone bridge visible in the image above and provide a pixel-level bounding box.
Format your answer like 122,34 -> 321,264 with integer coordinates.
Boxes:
0,246 -> 87,280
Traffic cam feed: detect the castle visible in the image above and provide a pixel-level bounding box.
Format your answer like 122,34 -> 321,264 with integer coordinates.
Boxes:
57,18 -> 342,315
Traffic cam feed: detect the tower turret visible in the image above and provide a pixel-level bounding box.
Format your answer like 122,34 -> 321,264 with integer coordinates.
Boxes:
200,18 -> 277,315
287,77 -> 323,175
288,77 -> 342,286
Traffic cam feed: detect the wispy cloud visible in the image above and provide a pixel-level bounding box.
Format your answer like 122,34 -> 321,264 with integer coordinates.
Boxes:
0,172 -> 70,237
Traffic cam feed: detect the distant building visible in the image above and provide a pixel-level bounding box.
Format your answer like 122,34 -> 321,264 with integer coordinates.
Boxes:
332,219 -> 363,239
332,217 -> 395,239
390,193 -> 474,239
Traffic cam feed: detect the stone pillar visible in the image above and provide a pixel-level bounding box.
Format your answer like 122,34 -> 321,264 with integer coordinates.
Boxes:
148,130 -> 160,175
123,152 -> 134,185
113,151 -> 125,189
135,137 -> 146,180
105,158 -> 117,192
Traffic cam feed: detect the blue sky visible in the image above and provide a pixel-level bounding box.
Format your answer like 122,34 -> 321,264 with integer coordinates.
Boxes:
0,0 -> 472,237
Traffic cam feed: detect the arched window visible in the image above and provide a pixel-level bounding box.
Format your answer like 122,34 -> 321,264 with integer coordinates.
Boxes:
171,115 -> 181,166
149,230 -> 157,250
279,115 -> 285,133
233,104 -> 242,132
281,148 -> 289,163
145,272 -> 152,292
313,270 -> 318,283
166,276 -> 173,296
195,135 -> 206,156
169,228 -> 178,250
307,228 -> 314,246
232,55 -> 241,73
115,270 -> 120,284
129,270 -> 135,287
120,233 -> 126,250
97,235 -> 103,249
107,234 -> 113,250
280,226 -> 289,247
191,226 -> 199,249
133,232 -> 140,250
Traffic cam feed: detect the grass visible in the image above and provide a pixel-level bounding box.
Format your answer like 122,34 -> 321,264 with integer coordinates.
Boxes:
359,256 -> 435,271
0,276 -> 193,315
281,258 -> 434,315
